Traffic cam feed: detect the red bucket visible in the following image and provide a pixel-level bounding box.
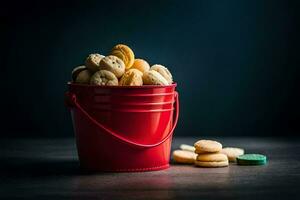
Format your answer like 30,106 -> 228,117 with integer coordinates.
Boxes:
65,83 -> 179,172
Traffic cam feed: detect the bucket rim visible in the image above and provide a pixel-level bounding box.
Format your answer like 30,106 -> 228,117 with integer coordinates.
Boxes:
91,107 -> 174,112
68,82 -> 177,88
93,100 -> 175,106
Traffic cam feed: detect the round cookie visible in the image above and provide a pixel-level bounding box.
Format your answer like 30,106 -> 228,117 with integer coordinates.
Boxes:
72,65 -> 86,82
195,160 -> 229,168
221,147 -> 245,162
180,144 -> 196,152
99,55 -> 125,78
85,53 -> 105,72
75,69 -> 93,84
111,44 -> 135,69
194,140 -> 222,153
173,150 -> 197,164
119,69 -> 143,86
143,70 -> 169,85
196,153 -> 228,162
237,154 -> 267,166
90,70 -> 118,86
151,64 -> 173,84
131,59 -> 150,73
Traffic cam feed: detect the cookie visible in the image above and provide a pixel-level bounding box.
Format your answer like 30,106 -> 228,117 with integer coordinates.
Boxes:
143,70 -> 169,85
173,150 -> 197,164
221,147 -> 245,162
72,65 -> 86,82
194,140 -> 222,153
99,55 -> 125,78
237,154 -> 267,166
196,153 -> 228,162
150,64 -> 173,84
75,69 -> 93,84
131,59 -> 150,73
90,70 -> 118,86
111,44 -> 135,69
119,69 -> 143,86
180,144 -> 196,152
195,160 -> 229,168
85,53 -> 105,72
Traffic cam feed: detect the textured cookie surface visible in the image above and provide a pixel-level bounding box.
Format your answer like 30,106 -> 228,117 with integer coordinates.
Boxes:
119,69 -> 143,86
85,53 -> 104,72
196,153 -> 228,162
194,140 -> 222,153
72,65 -> 87,81
99,55 -> 125,78
75,69 -> 92,84
221,147 -> 245,162
180,144 -> 196,152
173,150 -> 197,164
111,44 -> 135,69
237,154 -> 267,165
143,70 -> 169,85
90,70 -> 118,86
151,64 -> 173,84
131,59 -> 150,73
195,160 -> 229,168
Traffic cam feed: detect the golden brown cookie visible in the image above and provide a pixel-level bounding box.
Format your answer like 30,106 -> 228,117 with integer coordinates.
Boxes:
221,147 -> 245,162
119,69 -> 143,86
180,144 -> 196,152
111,44 -> 135,69
196,153 -> 228,162
99,55 -> 125,78
150,64 -> 173,84
72,65 -> 86,82
90,70 -> 118,86
142,70 -> 169,85
85,53 -> 105,72
194,140 -> 222,153
173,150 -> 197,164
75,69 -> 93,84
131,59 -> 150,73
195,160 -> 229,168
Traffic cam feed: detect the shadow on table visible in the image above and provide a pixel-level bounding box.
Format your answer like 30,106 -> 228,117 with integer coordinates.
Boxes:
0,157 -> 88,177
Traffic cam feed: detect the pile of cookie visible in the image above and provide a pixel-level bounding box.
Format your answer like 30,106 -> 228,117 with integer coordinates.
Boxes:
71,44 -> 173,86
173,139 -> 266,167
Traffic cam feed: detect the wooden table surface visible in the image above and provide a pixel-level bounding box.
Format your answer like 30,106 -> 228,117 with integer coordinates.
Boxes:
1,137 -> 299,200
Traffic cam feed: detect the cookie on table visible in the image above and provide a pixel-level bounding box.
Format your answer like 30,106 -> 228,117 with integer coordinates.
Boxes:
74,68 -> 93,84
99,55 -> 125,78
195,160 -> 229,168
90,70 -> 118,86
85,53 -> 105,72
195,152 -> 229,168
150,64 -> 173,84
236,154 -> 267,166
221,147 -> 245,162
196,153 -> 228,162
131,59 -> 150,73
143,70 -> 169,85
194,140 -> 222,153
111,44 -> 135,69
72,65 -> 87,82
119,69 -> 143,86
173,150 -> 197,164
180,144 -> 196,152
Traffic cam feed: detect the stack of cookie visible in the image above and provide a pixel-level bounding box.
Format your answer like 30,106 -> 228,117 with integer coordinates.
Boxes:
71,44 -> 173,86
172,140 -> 267,167
194,140 -> 229,168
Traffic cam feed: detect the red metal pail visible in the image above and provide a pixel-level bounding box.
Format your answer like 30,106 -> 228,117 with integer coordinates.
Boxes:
65,83 -> 179,172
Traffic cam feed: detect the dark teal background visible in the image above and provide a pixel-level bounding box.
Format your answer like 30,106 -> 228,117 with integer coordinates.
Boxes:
1,0 -> 299,137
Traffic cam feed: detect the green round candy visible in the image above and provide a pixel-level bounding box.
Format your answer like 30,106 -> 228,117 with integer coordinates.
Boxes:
237,154 -> 267,166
